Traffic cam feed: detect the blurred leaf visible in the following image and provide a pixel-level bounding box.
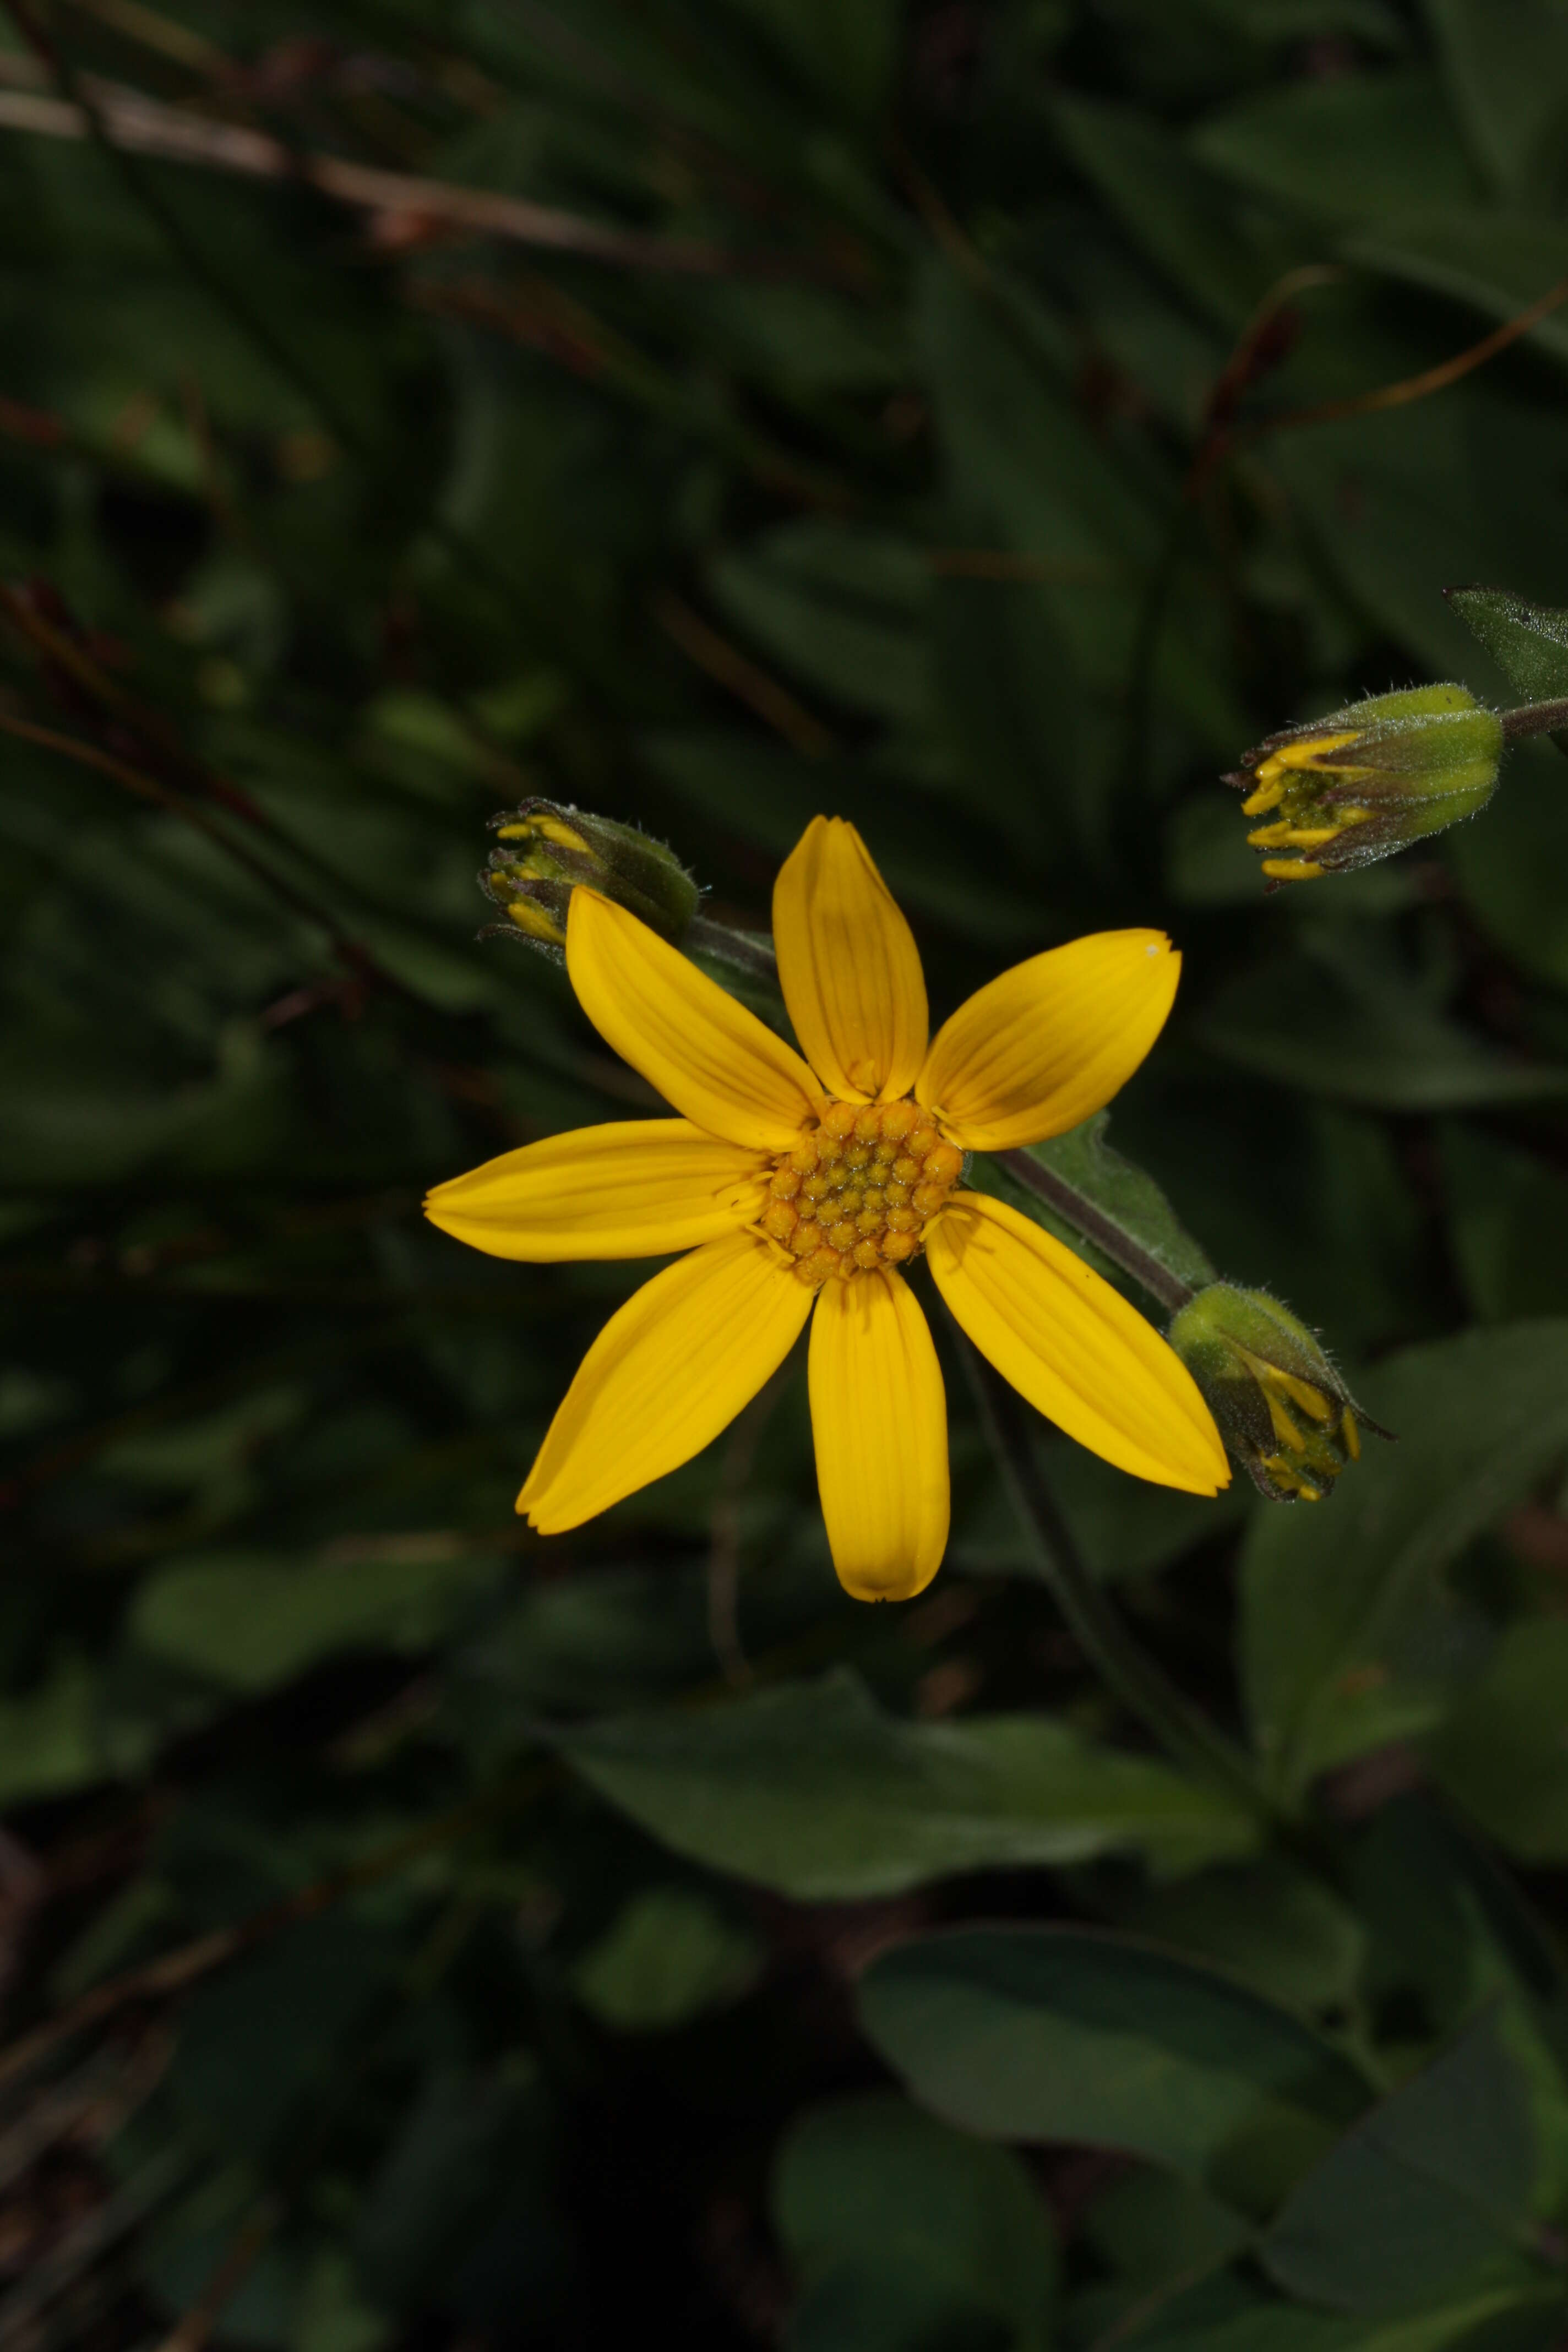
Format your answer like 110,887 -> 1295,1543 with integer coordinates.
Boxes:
1447,739 -> 1568,989
570,1886 -> 762,2031
560,1667 -> 1256,1899
129,1545 -> 502,1694
708,522 -> 929,725
1111,2267 -> 1564,2350
1421,0 -> 1568,199
1117,1858 -> 1365,2015
1242,1324 -> 1568,1795
775,2092 -> 1056,2352
858,1925 -> 1370,2215
1192,69 -> 1482,227
1426,1621 -> 1568,1866
1261,2011 -> 1538,2312
1198,937 -> 1568,1110
1440,1126 -> 1568,1323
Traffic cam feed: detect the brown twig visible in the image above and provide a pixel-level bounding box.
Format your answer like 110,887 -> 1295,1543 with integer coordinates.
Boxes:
653,590 -> 839,759
0,75 -> 855,280
1237,270 -> 1568,448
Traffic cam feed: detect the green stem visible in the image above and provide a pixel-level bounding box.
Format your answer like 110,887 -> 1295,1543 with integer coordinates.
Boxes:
994,1148 -> 1196,1314
959,1333 -> 1275,1825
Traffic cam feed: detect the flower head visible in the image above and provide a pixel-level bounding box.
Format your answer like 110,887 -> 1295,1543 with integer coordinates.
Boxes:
1167,1282 -> 1385,1501
481,798 -> 699,957
428,818 -> 1228,1600
1226,684 -> 1503,887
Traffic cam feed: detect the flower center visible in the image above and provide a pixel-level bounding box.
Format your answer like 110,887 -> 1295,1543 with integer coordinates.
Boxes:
758,1099 -> 964,1287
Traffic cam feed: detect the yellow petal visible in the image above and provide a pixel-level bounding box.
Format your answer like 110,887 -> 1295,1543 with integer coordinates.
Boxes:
916,930 -> 1179,1151
567,889 -> 817,1150
424,1120 -> 766,1261
927,1194 -> 1229,1495
808,1267 -> 949,1602
774,817 -> 929,1102
519,1229 -> 811,1531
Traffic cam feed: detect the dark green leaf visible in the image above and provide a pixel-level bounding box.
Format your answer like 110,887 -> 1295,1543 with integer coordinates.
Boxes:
858,1925 -> 1371,2214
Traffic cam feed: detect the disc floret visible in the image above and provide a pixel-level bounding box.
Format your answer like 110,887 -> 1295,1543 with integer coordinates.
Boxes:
759,1099 -> 963,1286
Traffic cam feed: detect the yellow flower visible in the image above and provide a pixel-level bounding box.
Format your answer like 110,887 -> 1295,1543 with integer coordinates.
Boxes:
426,818 -> 1229,1600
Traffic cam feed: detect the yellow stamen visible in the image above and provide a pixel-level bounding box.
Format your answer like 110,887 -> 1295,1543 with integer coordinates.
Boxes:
494,822 -> 531,840
1261,1390 -> 1308,1454
1248,1359 -> 1332,1423
1260,858 -> 1324,883
1241,777 -> 1286,816
766,1098 -> 963,1287
1342,1408 -> 1360,1461
505,897 -> 566,945
1264,731 -> 1364,775
531,815 -> 591,852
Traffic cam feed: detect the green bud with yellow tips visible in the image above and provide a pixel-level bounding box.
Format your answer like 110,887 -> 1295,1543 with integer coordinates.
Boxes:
479,798 -> 700,963
1224,683 -> 1504,890
1167,1283 -> 1389,1502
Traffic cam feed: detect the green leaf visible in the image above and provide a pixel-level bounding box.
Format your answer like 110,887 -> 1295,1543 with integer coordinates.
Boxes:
1447,739 -> 1568,989
1427,1621 -> 1568,1866
707,522 -> 929,726
1242,1324 -> 1568,1795
1198,943 -> 1568,1112
1261,2011 -> 1538,2312
1117,1858 -> 1365,2015
1446,589 -> 1568,707
1441,1126 -> 1568,1323
857,1925 -> 1371,2215
569,1887 -> 762,2032
1343,214 -> 1568,372
1422,0 -> 1568,199
559,1668 -> 1256,1901
1113,2267 -> 1564,2351
968,1109 -> 1218,1298
1193,69 -> 1481,228
128,1547 -> 500,1694
774,2093 -> 1057,2352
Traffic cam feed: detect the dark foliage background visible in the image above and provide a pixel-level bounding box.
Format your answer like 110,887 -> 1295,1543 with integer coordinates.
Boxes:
5,1 -> 1568,2346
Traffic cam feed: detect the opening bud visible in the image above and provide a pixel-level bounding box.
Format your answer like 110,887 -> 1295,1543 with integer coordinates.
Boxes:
1167,1283 -> 1389,1502
479,799 -> 699,962
1224,684 -> 1503,888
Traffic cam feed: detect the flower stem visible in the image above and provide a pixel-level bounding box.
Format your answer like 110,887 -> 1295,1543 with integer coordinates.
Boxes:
994,1149 -> 1196,1314
1500,696 -> 1568,741
958,1334 -> 1274,1825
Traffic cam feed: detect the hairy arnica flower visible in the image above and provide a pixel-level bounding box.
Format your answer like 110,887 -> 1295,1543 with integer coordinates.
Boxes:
1226,684 -> 1503,886
428,819 -> 1228,1600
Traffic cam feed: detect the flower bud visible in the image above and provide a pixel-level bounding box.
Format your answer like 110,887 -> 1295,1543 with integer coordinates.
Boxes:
1166,1283 -> 1388,1501
479,799 -> 699,961
1224,684 -> 1504,888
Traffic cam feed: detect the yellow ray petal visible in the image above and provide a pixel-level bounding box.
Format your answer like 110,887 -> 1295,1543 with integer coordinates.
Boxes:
916,930 -> 1179,1151
927,1195 -> 1228,1495
424,1120 -> 766,1261
774,816 -> 928,1102
519,1229 -> 811,1531
567,890 -> 817,1150
808,1267 -> 949,1601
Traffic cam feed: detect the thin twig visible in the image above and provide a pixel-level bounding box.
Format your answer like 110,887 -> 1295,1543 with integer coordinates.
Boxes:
1240,270 -> 1568,445
654,591 -> 839,758
0,77 -> 853,279
0,1770 -> 547,2095
958,1336 -> 1272,1824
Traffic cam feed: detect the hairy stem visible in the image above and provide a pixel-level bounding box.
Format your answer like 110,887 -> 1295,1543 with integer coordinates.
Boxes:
994,1149 -> 1196,1314
1500,696 -> 1568,742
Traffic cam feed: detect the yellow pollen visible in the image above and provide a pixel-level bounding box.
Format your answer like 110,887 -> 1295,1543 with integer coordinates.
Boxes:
1260,858 -> 1325,883
764,1099 -> 964,1287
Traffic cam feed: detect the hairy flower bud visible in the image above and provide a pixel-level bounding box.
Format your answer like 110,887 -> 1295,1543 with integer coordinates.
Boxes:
479,799 -> 699,960
1167,1283 -> 1387,1501
1225,684 -> 1504,888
